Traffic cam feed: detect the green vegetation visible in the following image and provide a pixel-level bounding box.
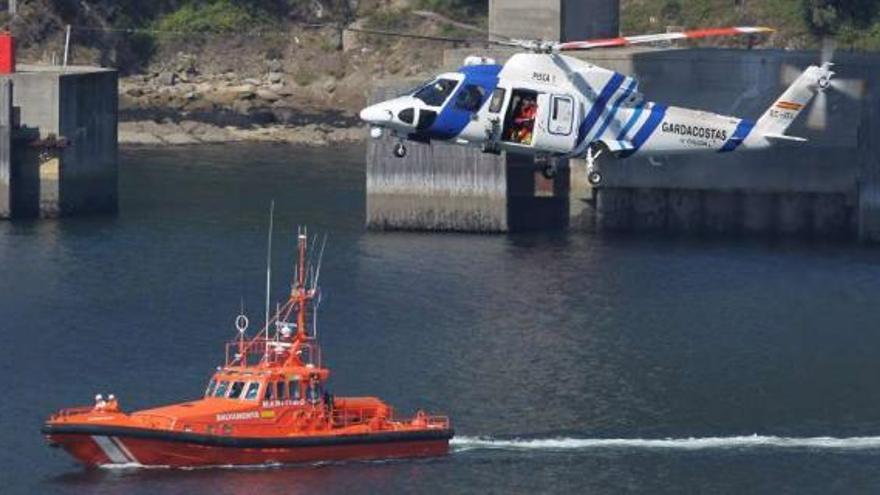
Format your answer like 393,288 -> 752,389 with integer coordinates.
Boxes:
155,0 -> 275,33
621,0 -> 880,50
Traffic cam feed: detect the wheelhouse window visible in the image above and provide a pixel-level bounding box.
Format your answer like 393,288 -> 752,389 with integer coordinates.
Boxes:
228,381 -> 245,399
289,379 -> 301,401
276,381 -> 287,401
244,382 -> 260,400
454,84 -> 485,112
307,381 -> 323,404
204,379 -> 217,397
213,381 -> 230,398
414,79 -> 458,107
264,382 -> 274,401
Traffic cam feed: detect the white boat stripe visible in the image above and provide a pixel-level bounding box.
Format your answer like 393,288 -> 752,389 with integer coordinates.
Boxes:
111,436 -> 139,464
91,435 -> 130,464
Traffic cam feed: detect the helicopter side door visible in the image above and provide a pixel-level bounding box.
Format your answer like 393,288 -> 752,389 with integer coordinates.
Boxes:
531,93 -> 578,154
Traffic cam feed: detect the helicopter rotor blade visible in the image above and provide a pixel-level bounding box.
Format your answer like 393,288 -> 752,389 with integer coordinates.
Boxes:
555,26 -> 773,52
831,78 -> 865,99
807,90 -> 828,130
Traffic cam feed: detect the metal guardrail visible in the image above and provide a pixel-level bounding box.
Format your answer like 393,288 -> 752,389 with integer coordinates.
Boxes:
224,338 -> 321,368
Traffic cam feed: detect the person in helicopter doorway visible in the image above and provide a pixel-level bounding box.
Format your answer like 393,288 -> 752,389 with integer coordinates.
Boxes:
512,97 -> 537,145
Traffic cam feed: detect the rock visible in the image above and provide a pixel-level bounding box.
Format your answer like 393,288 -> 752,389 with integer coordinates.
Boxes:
268,59 -> 283,72
229,84 -> 256,99
163,132 -> 200,145
256,89 -> 280,102
323,80 -> 337,94
184,98 -> 217,113
268,72 -> 284,84
243,78 -> 262,86
157,71 -> 177,86
125,87 -> 144,97
232,99 -> 255,115
271,106 -> 296,124
276,85 -> 294,97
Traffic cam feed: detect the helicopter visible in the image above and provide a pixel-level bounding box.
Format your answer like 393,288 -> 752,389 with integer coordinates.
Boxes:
358,26 -> 840,185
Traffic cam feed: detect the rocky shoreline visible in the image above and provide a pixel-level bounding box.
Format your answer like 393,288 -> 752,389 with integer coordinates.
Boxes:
118,59 -> 368,146
118,119 -> 366,146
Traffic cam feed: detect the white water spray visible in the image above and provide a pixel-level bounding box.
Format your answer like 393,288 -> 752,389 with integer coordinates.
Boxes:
451,435 -> 880,452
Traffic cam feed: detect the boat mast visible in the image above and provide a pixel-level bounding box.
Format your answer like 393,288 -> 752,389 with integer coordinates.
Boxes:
296,226 -> 308,341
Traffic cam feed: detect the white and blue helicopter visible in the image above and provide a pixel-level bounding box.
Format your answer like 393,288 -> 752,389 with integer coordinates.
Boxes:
359,26 -> 846,185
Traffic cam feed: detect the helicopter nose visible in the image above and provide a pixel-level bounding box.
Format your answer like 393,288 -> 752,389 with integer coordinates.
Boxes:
359,104 -> 393,125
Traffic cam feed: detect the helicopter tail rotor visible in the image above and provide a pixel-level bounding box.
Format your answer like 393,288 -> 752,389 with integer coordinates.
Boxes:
780,38 -> 864,131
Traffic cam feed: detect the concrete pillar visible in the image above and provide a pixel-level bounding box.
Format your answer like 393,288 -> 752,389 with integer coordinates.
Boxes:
667,189 -> 702,233
0,79 -> 9,218
742,193 -> 775,235
778,193 -> 812,236
490,0 -> 619,42
813,193 -> 850,238
631,188 -> 666,231
596,188 -> 632,231
703,191 -> 741,235
859,179 -> 880,241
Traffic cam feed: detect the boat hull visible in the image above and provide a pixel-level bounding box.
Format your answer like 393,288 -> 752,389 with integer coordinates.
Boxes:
43,424 -> 452,468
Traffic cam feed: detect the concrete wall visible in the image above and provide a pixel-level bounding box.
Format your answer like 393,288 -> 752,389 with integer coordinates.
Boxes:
489,0 -> 619,42
0,80 -> 9,218
59,69 -> 119,215
2,65 -> 117,219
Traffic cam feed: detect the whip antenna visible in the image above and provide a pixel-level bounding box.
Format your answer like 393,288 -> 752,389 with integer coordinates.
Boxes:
264,200 -> 275,357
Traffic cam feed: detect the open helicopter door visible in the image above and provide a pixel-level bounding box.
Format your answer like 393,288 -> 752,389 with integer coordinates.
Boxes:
532,93 -> 577,153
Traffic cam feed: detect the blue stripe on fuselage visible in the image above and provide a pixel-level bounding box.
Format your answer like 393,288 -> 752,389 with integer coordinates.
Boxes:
592,79 -> 636,142
424,64 -> 501,141
718,120 -> 755,153
620,103 -> 667,158
616,102 -> 645,141
575,72 -> 626,149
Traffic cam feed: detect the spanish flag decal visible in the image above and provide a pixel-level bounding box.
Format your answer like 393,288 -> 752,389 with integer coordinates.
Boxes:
775,101 -> 804,111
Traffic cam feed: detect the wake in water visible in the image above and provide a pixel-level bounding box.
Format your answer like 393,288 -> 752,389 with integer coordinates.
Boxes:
451,435 -> 880,452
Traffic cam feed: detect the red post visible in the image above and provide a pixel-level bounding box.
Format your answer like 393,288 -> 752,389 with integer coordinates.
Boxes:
0,33 -> 14,74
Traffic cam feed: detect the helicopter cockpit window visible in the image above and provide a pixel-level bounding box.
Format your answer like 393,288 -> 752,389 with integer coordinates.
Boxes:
414,79 -> 458,107
454,84 -> 486,112
488,88 -> 506,113
398,108 -> 415,124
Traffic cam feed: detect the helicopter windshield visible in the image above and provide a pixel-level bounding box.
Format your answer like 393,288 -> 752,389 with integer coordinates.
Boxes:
413,78 -> 459,107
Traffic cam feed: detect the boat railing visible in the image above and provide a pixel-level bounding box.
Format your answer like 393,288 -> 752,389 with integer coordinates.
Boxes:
49,406 -> 94,420
225,338 -> 321,368
331,407 -> 450,430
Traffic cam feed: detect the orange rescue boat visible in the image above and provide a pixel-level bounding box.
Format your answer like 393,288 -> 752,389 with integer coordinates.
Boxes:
42,228 -> 452,468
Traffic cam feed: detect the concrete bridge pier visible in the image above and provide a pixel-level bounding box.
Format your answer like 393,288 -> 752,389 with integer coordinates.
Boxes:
1,65 -> 117,219
667,190 -> 702,233
742,193 -> 775,235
